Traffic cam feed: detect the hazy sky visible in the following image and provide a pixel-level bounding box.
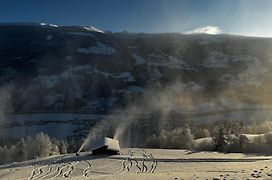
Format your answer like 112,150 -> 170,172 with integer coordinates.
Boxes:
1,0 -> 272,36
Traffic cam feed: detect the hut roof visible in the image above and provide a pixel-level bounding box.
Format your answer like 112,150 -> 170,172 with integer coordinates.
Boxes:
90,137 -> 120,154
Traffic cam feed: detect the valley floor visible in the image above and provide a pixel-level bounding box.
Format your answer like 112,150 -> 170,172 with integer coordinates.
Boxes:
0,148 -> 272,180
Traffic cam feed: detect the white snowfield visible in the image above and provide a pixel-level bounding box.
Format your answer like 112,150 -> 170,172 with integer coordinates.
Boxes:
83,26 -> 105,33
77,42 -> 116,55
0,148 -> 272,180
40,23 -> 59,28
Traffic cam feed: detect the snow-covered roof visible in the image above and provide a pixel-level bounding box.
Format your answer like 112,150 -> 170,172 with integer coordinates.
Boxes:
90,137 -> 120,152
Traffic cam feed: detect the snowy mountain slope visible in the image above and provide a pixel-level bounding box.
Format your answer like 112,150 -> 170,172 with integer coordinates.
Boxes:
1,24 -> 272,138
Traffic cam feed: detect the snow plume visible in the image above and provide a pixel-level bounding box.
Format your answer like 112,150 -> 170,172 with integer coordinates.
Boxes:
0,84 -> 14,123
186,26 -> 222,35
79,106 -> 141,151
79,56 -> 271,151
77,115 -> 117,153
79,81 -> 198,150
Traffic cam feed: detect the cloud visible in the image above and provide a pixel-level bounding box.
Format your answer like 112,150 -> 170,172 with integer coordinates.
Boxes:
186,26 -> 222,35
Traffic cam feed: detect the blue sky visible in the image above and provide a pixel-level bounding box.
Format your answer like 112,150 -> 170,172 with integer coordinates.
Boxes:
1,0 -> 272,36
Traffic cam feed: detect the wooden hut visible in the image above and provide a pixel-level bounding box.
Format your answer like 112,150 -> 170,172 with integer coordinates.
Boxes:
90,137 -> 120,155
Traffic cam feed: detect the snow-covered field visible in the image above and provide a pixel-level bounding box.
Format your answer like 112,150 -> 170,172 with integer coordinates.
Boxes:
0,148 -> 272,179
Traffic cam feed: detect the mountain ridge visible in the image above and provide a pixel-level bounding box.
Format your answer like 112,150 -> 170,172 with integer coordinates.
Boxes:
1,23 -> 272,114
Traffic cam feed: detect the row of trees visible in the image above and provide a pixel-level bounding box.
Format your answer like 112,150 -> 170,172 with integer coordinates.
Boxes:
1,120 -> 272,165
0,133 -> 68,165
145,120 -> 272,154
146,127 -> 195,149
